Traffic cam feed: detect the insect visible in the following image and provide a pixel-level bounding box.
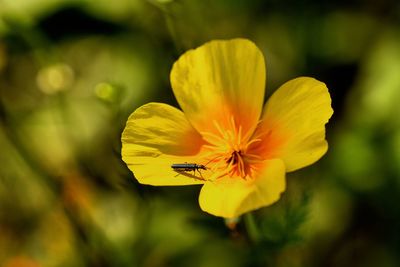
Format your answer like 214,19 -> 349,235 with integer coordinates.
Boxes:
171,163 -> 207,179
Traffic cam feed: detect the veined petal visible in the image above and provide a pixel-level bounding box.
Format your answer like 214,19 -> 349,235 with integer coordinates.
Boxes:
122,148 -> 209,185
198,159 -> 286,218
250,77 -> 333,172
170,38 -> 266,138
121,102 -> 208,185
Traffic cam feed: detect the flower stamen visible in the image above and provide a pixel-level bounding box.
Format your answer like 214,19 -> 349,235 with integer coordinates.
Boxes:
200,116 -> 266,180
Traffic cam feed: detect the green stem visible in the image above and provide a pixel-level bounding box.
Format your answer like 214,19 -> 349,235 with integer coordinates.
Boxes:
244,212 -> 261,243
147,0 -> 183,53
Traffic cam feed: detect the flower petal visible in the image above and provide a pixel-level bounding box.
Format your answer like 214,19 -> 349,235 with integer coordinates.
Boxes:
250,77 -> 333,172
170,38 -> 266,137
198,159 -> 286,218
121,102 -> 208,185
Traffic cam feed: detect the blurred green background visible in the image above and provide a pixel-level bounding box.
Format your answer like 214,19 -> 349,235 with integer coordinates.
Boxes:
1,0 -> 400,266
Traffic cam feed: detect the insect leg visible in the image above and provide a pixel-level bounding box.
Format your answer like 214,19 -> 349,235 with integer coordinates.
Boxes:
196,168 -> 206,180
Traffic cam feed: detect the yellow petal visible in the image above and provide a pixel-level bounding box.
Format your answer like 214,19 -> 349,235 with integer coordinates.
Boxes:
251,77 -> 333,172
170,38 -> 266,137
198,159 -> 286,218
121,102 -> 208,185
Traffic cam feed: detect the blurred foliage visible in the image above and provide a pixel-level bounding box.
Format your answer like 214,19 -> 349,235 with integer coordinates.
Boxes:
1,0 -> 400,266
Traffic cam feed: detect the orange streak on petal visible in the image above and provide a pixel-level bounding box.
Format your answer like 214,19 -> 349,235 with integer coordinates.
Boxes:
180,122 -> 207,155
248,118 -> 289,160
197,100 -> 259,143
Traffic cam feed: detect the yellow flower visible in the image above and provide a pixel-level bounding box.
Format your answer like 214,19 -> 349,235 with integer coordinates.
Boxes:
121,39 -> 333,218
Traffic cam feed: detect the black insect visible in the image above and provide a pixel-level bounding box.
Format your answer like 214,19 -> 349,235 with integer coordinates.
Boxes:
171,163 -> 207,178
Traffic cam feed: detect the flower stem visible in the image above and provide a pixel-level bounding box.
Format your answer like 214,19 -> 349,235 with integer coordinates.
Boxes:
244,212 -> 261,243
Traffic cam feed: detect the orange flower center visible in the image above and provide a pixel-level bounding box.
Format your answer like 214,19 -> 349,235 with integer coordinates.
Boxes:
201,116 -> 263,180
